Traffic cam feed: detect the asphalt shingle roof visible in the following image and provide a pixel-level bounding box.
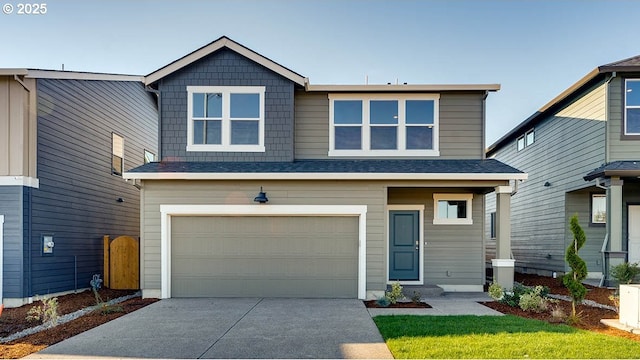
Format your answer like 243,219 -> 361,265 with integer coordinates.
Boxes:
128,159 -> 523,174
584,161 -> 640,181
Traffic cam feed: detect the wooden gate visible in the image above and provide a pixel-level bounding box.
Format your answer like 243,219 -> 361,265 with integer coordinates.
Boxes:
103,235 -> 139,290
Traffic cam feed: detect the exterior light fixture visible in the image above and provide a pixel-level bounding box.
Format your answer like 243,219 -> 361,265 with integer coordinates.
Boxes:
544,182 -> 551,187
254,187 -> 268,204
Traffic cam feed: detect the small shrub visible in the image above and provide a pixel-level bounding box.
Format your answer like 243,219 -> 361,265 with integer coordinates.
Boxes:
566,311 -> 583,326
609,293 -> 620,313
26,296 -> 59,328
501,283 -> 531,307
410,291 -> 422,304
610,262 -> 640,284
376,297 -> 391,307
385,281 -> 404,304
488,282 -> 504,301
518,289 -> 552,313
550,305 -> 567,323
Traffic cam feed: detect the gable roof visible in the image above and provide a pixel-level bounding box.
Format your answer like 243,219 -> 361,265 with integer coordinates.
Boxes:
487,54 -> 640,156
145,36 -> 307,86
124,159 -> 527,181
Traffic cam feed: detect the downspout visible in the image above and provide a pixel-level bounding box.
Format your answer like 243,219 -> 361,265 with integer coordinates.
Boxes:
482,91 -> 488,159
145,86 -> 161,160
604,72 -> 616,163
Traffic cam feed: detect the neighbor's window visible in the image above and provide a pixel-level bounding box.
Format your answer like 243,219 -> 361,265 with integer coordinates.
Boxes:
517,129 -> 534,151
591,194 -> 606,225
625,79 -> 640,135
187,86 -> 265,152
329,94 -> 439,156
433,193 -> 473,225
112,133 -> 124,176
144,150 -> 156,164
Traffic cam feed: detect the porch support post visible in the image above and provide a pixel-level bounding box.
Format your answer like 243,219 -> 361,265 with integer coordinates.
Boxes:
492,186 -> 515,290
608,177 -> 625,271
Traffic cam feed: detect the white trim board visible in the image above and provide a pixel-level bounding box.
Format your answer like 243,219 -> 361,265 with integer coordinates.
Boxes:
0,176 -> 39,188
125,172 -> 528,181
159,204 -> 368,299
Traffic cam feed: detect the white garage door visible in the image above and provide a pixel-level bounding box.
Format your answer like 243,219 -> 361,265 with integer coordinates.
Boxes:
171,216 -> 359,298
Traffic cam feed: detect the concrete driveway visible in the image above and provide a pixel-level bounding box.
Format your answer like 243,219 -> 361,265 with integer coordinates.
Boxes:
28,298 -> 393,359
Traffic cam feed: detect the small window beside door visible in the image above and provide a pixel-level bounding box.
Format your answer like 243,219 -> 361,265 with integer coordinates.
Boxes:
590,193 -> 606,226
433,193 -> 473,225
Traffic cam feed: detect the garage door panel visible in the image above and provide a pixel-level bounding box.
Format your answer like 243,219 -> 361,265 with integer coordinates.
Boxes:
171,216 -> 358,298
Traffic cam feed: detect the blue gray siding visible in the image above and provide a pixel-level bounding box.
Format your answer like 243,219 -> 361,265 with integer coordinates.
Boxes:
158,49 -> 295,162
0,186 -> 24,298
487,82 -> 606,275
26,78 -> 157,297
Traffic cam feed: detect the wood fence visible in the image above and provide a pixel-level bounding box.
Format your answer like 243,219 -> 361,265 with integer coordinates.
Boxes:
103,235 -> 139,290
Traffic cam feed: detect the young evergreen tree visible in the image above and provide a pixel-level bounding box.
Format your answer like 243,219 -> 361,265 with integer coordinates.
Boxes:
562,215 -> 588,319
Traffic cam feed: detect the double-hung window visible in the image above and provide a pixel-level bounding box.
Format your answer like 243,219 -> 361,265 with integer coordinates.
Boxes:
187,86 -> 265,152
329,94 -> 439,156
625,79 -> 640,135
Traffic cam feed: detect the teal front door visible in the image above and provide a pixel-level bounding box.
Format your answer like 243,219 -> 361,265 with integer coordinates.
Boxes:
389,210 -> 420,281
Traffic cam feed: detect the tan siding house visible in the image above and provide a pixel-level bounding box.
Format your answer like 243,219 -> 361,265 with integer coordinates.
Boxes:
126,36 -> 526,299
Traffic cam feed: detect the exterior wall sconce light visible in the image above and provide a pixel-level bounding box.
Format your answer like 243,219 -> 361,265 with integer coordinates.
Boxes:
254,187 -> 268,204
117,197 -> 124,203
544,182 -> 551,187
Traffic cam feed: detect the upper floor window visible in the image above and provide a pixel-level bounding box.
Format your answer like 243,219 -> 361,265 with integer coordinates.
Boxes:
187,86 -> 265,152
625,79 -> 640,135
517,129 -> 534,151
328,94 -> 439,156
112,133 -> 124,176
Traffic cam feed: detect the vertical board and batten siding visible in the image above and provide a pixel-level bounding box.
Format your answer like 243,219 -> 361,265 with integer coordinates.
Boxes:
139,180 -> 386,293
0,187 -> 24,298
0,76 -> 36,177
607,75 -> 640,161
486,82 -> 606,275
158,48 -> 295,162
388,188 -> 485,286
29,79 -> 157,296
293,92 -> 485,160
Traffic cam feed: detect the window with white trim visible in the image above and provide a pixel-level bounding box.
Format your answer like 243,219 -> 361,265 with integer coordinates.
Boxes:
591,194 -> 606,225
625,79 -> 640,135
112,133 -> 124,176
144,149 -> 156,164
517,129 -> 534,151
433,193 -> 473,225
187,86 -> 265,152
329,94 -> 439,156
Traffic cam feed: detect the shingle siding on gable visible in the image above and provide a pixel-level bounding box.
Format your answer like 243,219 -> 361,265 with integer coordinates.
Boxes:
158,49 -> 295,162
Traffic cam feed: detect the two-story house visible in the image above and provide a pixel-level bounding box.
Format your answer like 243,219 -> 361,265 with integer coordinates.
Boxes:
124,36 -> 526,299
0,70 -> 157,306
486,55 -> 640,285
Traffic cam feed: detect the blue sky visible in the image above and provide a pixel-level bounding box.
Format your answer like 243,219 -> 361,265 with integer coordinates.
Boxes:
2,0 -> 639,146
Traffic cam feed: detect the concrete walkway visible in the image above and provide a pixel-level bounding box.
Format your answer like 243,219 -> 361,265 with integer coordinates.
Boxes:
368,292 -> 503,316
27,298 -> 394,359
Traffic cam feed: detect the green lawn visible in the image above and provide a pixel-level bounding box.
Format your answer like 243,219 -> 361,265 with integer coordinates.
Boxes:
373,315 -> 640,359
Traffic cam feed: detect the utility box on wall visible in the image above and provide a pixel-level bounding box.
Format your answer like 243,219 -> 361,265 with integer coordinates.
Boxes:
620,284 -> 640,329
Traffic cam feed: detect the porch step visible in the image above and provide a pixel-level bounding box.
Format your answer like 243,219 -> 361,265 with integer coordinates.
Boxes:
391,284 -> 444,298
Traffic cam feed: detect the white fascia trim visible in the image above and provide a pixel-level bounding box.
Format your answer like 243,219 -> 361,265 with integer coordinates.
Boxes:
386,205 -> 425,285
0,69 -> 29,76
307,84 -> 501,92
26,70 -> 143,82
0,176 -> 39,188
159,204 -> 368,300
124,172 -> 528,181
145,38 -> 306,86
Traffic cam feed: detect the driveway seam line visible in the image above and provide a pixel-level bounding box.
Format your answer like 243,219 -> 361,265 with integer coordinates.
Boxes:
197,298 -> 264,359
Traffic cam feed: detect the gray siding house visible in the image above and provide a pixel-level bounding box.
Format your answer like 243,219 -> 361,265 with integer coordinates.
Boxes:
0,70 -> 157,306
486,55 -> 640,284
125,37 -> 526,299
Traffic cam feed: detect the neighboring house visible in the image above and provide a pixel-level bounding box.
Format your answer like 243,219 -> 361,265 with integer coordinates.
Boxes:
0,70 -> 157,306
486,55 -> 640,284
124,36 -> 526,300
